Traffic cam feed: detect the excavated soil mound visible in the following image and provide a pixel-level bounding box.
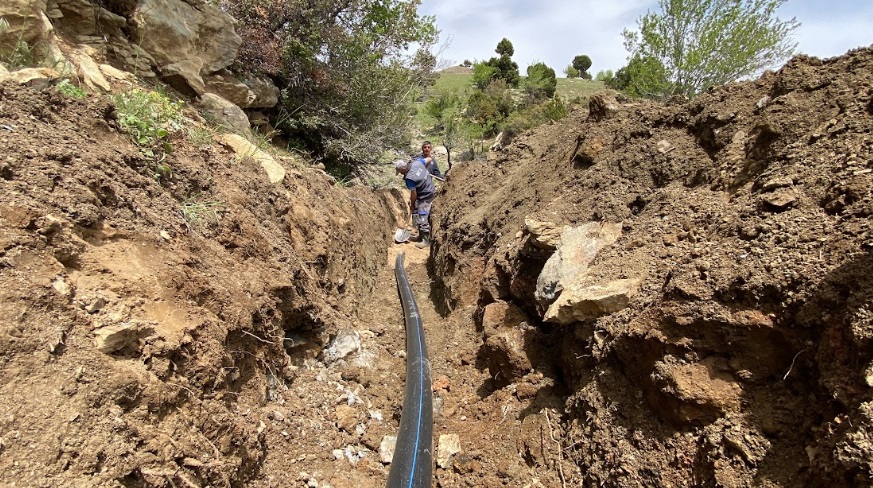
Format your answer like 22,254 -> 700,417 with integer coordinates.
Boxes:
0,81 -> 412,486
433,47 -> 873,486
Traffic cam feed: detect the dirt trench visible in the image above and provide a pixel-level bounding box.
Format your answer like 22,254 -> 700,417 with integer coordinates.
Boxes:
0,79 -> 562,488
2,46 -> 873,488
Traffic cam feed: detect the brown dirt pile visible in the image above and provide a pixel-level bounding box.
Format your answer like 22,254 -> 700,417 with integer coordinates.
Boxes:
0,81 -> 408,486
433,47 -> 873,486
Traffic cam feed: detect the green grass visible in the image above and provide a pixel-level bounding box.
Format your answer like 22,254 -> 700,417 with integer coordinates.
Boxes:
429,71 -> 607,101
432,72 -> 476,93
415,71 -> 608,137
556,77 -> 607,101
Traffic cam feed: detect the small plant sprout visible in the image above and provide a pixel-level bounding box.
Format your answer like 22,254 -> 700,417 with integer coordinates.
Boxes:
56,79 -> 86,98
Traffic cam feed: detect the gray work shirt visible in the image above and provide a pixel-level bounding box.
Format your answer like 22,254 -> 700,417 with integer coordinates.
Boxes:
404,160 -> 435,202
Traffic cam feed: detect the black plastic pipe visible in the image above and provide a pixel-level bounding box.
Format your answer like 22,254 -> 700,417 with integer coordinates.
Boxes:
386,253 -> 433,488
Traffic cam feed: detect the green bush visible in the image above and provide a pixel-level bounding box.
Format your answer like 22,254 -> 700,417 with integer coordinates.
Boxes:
465,79 -> 515,136
424,90 -> 461,128
112,88 -> 187,181
501,96 -> 568,137
524,62 -> 557,100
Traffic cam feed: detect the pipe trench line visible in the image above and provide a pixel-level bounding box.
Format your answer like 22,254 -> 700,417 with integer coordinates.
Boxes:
386,253 -> 434,488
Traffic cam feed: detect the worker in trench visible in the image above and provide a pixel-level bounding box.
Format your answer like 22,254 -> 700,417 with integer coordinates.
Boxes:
395,158 -> 435,249
416,140 -> 442,177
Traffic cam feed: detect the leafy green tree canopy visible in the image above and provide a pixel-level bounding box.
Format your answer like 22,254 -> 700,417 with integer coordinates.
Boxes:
622,0 -> 799,97
572,54 -> 592,73
223,0 -> 438,163
524,62 -> 557,100
496,38 -> 514,57
564,65 -> 580,78
608,55 -> 670,98
472,38 -> 520,88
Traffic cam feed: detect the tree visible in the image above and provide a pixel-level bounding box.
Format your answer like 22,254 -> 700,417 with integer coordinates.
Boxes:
572,54 -> 592,74
472,61 -> 498,89
223,0 -> 438,164
595,69 -> 614,82
609,55 -> 670,98
564,65 -> 580,78
472,39 -> 520,88
622,0 -> 799,97
465,79 -> 514,135
424,90 -> 461,129
496,38 -> 514,57
524,62 -> 557,100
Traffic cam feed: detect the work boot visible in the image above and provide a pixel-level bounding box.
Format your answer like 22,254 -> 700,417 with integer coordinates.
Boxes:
415,231 -> 431,249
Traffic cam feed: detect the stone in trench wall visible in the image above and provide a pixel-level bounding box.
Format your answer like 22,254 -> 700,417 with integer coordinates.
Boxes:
131,0 -> 241,94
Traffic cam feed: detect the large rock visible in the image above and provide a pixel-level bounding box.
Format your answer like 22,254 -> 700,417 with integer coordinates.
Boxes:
524,216 -> 565,250
482,300 -> 529,336
482,301 -> 536,382
199,93 -> 251,136
649,356 -> 743,425
161,59 -> 206,96
205,70 -> 255,107
131,0 -> 241,91
0,67 -> 59,85
0,0 -> 55,61
216,133 -> 286,184
535,222 -> 622,306
544,277 -> 641,324
242,76 -> 280,108
67,47 -> 110,91
94,322 -> 152,354
52,0 -> 126,38
379,435 -> 397,464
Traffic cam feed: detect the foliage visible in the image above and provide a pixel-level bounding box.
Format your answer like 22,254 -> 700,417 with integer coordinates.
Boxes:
465,79 -> 515,136
502,96 -> 568,137
471,61 -> 499,89
56,79 -> 86,98
113,89 -> 185,148
564,65 -> 580,78
112,89 -> 186,179
572,54 -> 592,75
0,17 -> 38,69
622,0 -> 799,97
524,62 -> 557,100
595,69 -> 614,82
609,55 -> 670,98
424,89 -> 461,128
472,38 -> 520,89
187,125 -> 214,146
223,0 -> 438,164
496,38 -> 514,57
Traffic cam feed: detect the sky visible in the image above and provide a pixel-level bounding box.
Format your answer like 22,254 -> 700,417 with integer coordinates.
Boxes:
418,0 -> 873,76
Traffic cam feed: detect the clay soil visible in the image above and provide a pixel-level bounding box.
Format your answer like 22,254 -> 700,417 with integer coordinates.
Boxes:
1,46 -> 872,488
433,47 -> 873,486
